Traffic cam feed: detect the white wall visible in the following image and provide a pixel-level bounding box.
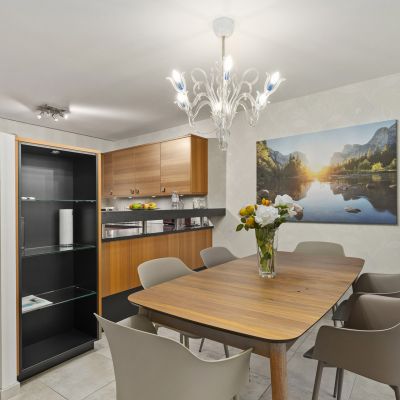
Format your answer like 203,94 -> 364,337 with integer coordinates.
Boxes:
0,133 -> 19,399
223,72 -> 400,273
0,118 -> 112,152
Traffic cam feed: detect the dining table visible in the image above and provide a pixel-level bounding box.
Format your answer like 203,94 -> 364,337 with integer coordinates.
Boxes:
128,251 -> 364,400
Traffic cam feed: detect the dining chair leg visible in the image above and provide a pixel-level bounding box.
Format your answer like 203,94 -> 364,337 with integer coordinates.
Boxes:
333,368 -> 339,397
391,386 -> 400,400
337,369 -> 344,400
312,361 -> 324,400
184,335 -> 190,348
179,333 -> 184,344
224,344 -> 230,358
199,338 -> 205,352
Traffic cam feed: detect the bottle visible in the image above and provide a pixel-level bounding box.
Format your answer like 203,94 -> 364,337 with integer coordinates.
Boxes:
171,191 -> 179,210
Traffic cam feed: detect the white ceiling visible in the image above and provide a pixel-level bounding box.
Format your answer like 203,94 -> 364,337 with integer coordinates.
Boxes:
1,0 -> 400,141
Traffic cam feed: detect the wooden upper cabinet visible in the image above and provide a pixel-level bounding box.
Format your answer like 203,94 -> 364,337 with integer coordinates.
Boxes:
161,136 -> 208,195
133,143 -> 161,196
101,135 -> 208,198
112,148 -> 135,196
102,152 -> 113,197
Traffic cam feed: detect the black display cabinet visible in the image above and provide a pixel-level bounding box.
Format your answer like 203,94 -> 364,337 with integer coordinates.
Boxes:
17,141 -> 100,381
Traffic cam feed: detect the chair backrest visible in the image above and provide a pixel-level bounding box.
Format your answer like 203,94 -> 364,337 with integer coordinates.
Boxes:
353,273 -> 400,294
200,247 -> 237,268
294,241 -> 345,257
138,257 -> 193,289
95,314 -> 252,400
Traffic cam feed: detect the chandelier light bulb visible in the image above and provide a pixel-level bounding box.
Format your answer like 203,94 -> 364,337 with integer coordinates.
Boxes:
171,70 -> 185,92
63,113 -> 68,119
37,113 -> 42,120
223,55 -> 233,81
176,92 -> 188,109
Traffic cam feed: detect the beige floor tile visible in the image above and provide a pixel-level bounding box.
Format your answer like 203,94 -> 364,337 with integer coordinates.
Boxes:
38,353 -> 115,400
82,382 -> 116,400
350,376 -> 395,400
9,380 -> 65,400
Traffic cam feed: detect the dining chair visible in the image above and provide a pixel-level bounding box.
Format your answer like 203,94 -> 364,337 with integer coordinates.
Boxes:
138,257 -> 201,349
200,246 -> 237,268
199,246 -> 237,356
305,294 -> 400,400
294,241 -> 345,326
333,273 -> 400,323
95,314 -> 252,400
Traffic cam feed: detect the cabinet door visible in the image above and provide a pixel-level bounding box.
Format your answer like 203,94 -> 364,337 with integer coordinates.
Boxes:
190,135 -> 208,194
160,137 -> 191,194
102,152 -> 113,197
112,148 -> 135,197
133,143 -> 161,196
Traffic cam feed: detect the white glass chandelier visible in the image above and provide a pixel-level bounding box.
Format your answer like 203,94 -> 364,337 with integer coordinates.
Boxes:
167,17 -> 285,150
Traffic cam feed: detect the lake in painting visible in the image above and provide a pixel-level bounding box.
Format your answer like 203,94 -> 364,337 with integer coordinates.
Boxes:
257,120 -> 398,224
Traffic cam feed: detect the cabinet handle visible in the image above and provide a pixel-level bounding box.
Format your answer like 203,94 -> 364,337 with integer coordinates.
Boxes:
136,189 -> 140,194
109,191 -> 113,196
130,188 -> 134,194
161,187 -> 166,193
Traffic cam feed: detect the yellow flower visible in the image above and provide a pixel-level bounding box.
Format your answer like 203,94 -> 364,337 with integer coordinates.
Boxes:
261,198 -> 270,206
245,205 -> 255,214
246,216 -> 255,228
239,207 -> 247,216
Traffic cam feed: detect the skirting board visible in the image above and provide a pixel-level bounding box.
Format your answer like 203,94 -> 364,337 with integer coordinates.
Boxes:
0,382 -> 20,400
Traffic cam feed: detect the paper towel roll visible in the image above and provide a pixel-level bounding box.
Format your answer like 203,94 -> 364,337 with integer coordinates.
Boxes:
59,209 -> 73,247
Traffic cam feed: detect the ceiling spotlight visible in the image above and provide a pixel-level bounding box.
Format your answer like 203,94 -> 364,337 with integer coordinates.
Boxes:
36,104 -> 70,122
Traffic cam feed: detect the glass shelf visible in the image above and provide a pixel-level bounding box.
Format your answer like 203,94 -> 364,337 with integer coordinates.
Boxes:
22,286 -> 96,314
21,198 -> 96,203
21,244 -> 96,258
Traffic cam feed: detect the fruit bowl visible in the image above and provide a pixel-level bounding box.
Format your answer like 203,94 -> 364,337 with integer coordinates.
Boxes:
128,202 -> 158,210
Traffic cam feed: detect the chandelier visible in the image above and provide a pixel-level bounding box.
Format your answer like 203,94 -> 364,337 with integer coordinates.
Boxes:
167,17 -> 285,150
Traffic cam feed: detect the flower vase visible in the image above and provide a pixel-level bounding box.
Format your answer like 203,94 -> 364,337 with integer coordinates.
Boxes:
255,228 -> 278,278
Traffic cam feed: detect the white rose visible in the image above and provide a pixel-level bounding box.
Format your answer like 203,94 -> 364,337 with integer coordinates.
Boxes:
274,194 -> 294,208
288,203 -> 303,217
255,205 -> 279,227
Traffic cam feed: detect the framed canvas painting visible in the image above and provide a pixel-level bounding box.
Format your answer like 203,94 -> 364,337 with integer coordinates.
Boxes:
256,120 -> 397,224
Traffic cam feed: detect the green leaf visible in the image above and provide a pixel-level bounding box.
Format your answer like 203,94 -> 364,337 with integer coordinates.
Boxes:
236,224 -> 244,231
241,217 -> 247,223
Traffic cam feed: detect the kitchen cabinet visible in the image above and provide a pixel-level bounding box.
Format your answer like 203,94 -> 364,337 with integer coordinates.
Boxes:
160,135 -> 208,195
112,148 -> 135,196
102,152 -> 113,197
133,142 -> 161,196
101,228 -> 212,297
101,135 -> 208,198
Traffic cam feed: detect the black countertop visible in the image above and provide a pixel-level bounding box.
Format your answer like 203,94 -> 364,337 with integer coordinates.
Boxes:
101,208 -> 226,224
102,222 -> 213,242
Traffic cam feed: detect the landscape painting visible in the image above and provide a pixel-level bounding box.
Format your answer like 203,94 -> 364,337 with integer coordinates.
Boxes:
257,120 -> 398,224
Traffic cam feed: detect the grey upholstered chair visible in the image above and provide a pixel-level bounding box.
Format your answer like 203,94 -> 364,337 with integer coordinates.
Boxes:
137,257 -> 198,348
294,241 -> 346,326
306,294 -> 400,400
96,314 -> 252,400
199,247 -> 237,356
294,241 -> 345,257
200,246 -> 237,268
333,273 -> 400,323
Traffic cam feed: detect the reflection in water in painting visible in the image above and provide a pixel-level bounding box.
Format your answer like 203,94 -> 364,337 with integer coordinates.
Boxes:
263,173 -> 396,224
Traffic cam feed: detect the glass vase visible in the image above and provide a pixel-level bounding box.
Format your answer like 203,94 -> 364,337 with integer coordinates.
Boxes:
255,228 -> 278,278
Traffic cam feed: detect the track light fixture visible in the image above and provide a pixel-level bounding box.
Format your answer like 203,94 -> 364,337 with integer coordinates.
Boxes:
36,104 -> 69,121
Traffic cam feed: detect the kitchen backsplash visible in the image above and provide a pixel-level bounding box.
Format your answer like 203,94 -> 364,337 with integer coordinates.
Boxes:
102,195 -> 208,211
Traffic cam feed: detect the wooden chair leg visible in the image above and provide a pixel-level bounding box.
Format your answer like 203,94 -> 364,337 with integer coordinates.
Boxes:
337,369 -> 344,400
312,361 -> 324,400
199,338 -> 205,352
224,344 -> 230,358
333,368 -> 339,397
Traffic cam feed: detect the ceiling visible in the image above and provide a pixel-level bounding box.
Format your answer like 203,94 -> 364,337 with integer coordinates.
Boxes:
1,0 -> 400,141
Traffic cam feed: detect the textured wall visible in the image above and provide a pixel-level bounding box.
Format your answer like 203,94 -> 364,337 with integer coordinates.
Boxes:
222,73 -> 400,273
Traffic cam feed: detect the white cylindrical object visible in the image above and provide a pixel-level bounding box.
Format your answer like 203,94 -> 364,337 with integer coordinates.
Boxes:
59,209 -> 73,247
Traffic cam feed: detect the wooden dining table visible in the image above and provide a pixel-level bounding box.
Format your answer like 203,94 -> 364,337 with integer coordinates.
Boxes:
128,251 -> 364,400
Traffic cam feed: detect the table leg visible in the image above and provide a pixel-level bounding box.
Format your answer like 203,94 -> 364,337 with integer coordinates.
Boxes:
270,343 -> 288,400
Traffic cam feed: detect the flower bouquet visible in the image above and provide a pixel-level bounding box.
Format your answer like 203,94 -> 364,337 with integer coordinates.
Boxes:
236,195 -> 302,278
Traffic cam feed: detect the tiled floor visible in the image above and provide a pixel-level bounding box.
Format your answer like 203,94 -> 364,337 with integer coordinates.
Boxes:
11,313 -> 395,400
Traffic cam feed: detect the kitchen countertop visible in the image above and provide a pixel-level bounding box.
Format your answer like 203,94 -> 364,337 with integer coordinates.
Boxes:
101,208 -> 226,224
102,221 -> 213,242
